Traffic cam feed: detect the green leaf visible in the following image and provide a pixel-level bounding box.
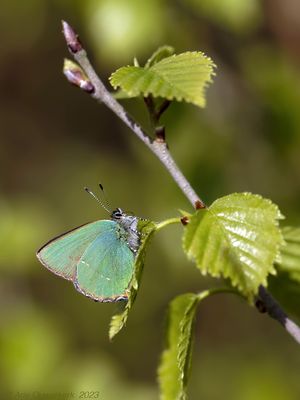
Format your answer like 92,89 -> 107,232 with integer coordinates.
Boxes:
145,45 -> 175,68
158,293 -> 199,400
183,193 -> 284,298
177,297 -> 198,390
109,52 -> 216,108
111,88 -> 133,100
276,226 -> 300,282
109,220 -> 156,340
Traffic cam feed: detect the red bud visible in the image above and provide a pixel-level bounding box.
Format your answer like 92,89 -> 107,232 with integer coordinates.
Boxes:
62,20 -> 82,54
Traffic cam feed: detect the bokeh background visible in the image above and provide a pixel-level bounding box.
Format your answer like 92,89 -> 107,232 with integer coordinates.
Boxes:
1,1 -> 300,399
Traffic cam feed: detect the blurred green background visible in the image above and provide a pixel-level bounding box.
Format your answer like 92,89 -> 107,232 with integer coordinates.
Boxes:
1,1 -> 300,399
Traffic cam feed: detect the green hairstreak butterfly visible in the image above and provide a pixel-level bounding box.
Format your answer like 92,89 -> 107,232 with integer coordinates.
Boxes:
36,185 -> 140,302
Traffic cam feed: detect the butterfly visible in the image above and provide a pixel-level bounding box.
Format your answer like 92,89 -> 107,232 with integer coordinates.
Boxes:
36,186 -> 140,302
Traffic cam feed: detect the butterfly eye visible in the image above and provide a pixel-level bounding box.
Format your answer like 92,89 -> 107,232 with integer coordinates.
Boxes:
112,208 -> 123,219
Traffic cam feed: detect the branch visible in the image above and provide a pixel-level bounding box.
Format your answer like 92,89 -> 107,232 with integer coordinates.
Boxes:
256,285 -> 300,344
62,21 -> 204,210
61,20 -> 300,344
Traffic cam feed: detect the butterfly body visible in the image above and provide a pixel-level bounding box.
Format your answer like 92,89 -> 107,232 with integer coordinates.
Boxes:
37,208 -> 140,302
110,208 -> 140,253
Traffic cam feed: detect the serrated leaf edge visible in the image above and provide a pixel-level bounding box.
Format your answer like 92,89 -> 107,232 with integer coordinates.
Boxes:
109,51 -> 216,107
183,193 -> 284,296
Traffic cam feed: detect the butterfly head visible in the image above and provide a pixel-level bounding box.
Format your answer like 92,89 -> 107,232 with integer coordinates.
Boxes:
111,208 -> 124,220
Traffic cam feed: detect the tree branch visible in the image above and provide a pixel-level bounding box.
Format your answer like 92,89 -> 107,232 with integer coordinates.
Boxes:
61,20 -> 300,344
257,285 -> 300,344
62,21 -> 204,209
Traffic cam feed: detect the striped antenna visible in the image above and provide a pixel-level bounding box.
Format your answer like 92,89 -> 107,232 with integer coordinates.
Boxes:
84,187 -> 111,214
98,183 -> 113,212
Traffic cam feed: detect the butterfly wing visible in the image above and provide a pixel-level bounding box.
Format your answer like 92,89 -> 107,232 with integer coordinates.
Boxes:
75,225 -> 135,301
37,220 -> 114,280
37,220 -> 135,301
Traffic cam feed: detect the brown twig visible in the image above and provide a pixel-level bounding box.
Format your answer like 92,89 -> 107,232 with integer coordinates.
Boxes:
62,20 -> 204,210
257,285 -> 300,344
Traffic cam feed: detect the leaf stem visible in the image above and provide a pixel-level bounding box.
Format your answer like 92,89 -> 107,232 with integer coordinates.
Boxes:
156,217 -> 182,231
62,21 -> 205,210
196,286 -> 242,301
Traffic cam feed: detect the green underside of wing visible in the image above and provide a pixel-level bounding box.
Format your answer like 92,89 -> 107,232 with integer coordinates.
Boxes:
37,220 -> 135,301
76,228 -> 135,300
38,220 -> 114,280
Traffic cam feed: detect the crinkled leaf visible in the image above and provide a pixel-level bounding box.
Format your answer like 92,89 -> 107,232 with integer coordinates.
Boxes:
177,297 -> 199,389
158,293 -> 199,400
183,193 -> 284,298
109,52 -> 216,108
109,220 -> 156,340
145,45 -> 175,68
111,88 -> 133,100
276,226 -> 300,282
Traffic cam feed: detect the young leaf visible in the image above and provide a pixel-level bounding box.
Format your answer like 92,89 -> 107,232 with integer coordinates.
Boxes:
145,45 -> 175,68
112,88 -> 133,100
109,220 -> 156,340
177,297 -> 199,389
276,226 -> 300,282
183,193 -> 284,298
158,293 -> 199,400
109,52 -> 216,108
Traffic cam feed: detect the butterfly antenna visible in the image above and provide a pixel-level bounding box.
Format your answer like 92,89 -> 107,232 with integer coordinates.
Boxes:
98,183 -> 113,211
84,187 -> 111,214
